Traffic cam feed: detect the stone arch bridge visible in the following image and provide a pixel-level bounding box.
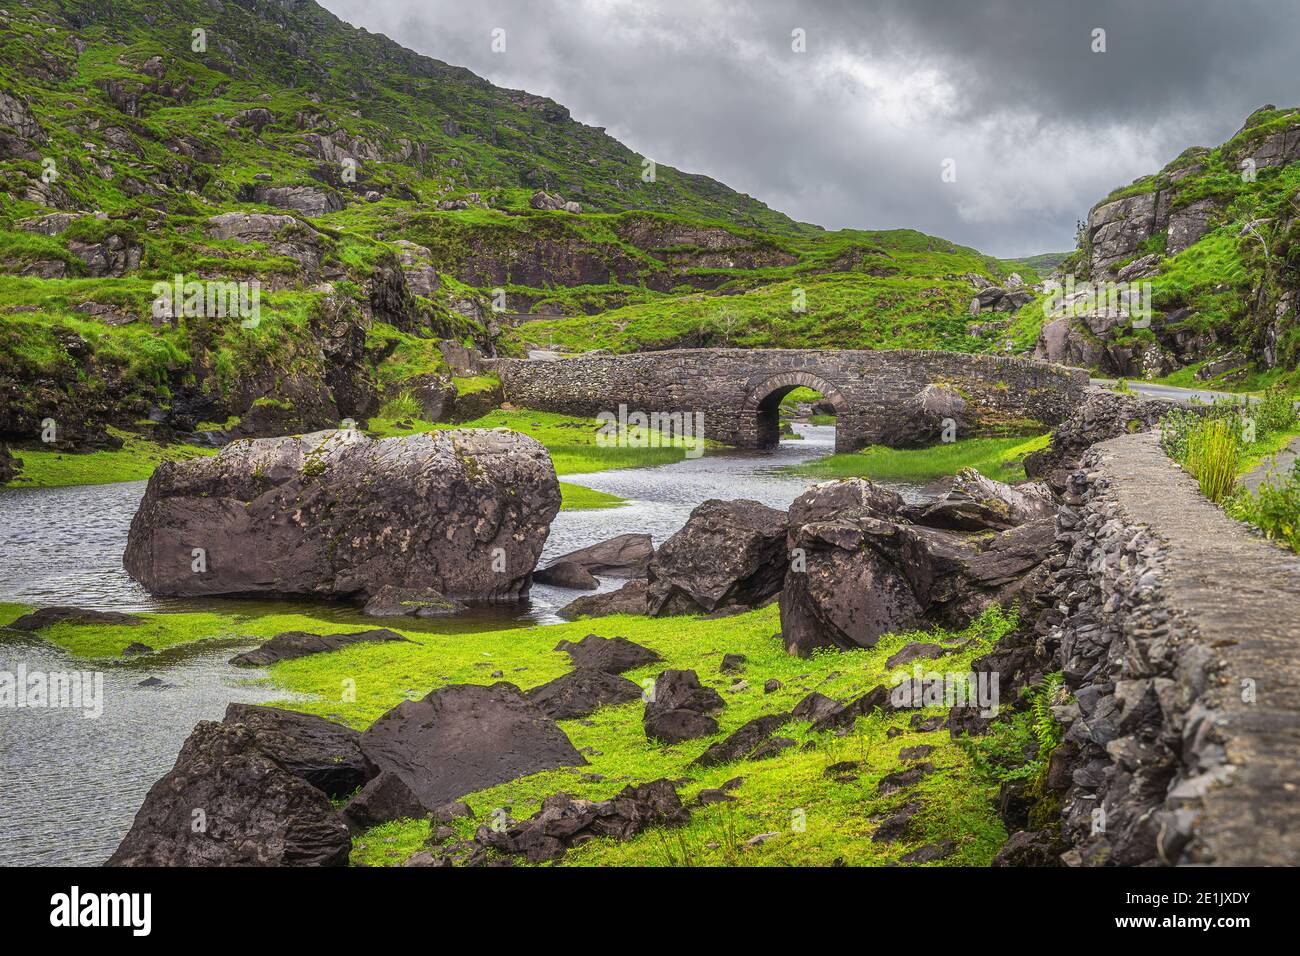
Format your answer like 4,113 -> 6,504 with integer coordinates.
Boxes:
497,349 -> 1088,452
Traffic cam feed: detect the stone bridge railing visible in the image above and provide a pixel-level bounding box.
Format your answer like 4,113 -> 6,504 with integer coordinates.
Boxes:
497,348 -> 1088,451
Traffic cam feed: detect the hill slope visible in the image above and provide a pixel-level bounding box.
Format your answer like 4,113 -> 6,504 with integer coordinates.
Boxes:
0,0 -> 1030,458
1025,105 -> 1300,389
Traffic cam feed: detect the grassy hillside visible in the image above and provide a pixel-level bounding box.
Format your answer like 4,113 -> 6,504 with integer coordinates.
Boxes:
0,0 -> 1028,468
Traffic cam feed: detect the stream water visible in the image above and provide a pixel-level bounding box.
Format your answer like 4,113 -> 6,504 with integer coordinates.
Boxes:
0,424 -> 918,865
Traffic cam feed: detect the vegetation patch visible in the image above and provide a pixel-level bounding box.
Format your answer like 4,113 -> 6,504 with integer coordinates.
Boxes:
787,434 -> 1049,484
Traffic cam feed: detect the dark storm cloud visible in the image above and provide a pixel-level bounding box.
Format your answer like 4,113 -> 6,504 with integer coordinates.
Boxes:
321,0 -> 1300,256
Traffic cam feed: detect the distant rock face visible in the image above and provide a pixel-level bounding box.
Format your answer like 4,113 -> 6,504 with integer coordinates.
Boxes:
645,499 -> 788,616
358,683 -> 585,811
106,721 -> 351,867
123,428 -> 561,602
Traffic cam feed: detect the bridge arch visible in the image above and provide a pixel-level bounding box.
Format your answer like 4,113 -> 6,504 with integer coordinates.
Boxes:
742,370 -> 848,449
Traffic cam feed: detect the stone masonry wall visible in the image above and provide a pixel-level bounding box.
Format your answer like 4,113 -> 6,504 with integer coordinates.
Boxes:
498,349 -> 1088,451
1041,430 -> 1300,866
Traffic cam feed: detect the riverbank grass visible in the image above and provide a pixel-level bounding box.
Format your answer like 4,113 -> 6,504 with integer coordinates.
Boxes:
3,427 -> 215,488
787,434 -> 1049,484
4,596 -> 1018,867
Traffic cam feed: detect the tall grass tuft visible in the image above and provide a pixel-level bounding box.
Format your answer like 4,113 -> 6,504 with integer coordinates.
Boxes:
1185,417 -> 1240,503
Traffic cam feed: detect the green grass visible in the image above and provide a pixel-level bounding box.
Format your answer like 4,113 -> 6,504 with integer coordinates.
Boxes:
6,585 -> 1029,867
3,428 -> 215,488
787,434 -> 1050,484
558,481 -> 625,510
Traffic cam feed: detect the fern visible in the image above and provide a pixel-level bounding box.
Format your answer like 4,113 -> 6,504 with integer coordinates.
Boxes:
1031,672 -> 1065,758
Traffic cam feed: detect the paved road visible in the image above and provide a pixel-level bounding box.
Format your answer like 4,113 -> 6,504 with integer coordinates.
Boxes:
1090,378 -> 1249,406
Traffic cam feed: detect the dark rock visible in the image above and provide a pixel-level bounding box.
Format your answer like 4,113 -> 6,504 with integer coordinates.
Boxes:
899,745 -> 934,761
532,560 -> 599,590
823,760 -> 862,783
343,771 -> 428,829
693,788 -> 737,806
991,829 -> 1064,867
810,685 -> 894,733
877,763 -> 935,795
885,643 -> 948,669
222,704 -> 368,799
358,683 -> 584,810
230,629 -> 410,667
872,801 -> 924,843
553,633 -> 660,674
525,668 -> 643,720
644,669 -> 725,744
719,653 -> 747,673
137,677 -> 168,688
473,779 -> 688,864
764,678 -> 783,694
7,606 -> 143,631
748,736 -> 796,761
106,721 -> 351,867
121,642 -> 154,656
362,586 -> 466,618
123,429 -> 560,602
898,839 -> 955,863
646,499 -> 788,615
690,714 -> 789,768
0,443 -> 20,483
558,579 -> 648,619
915,469 -> 1056,531
432,801 -> 474,824
541,533 -> 653,578
791,691 -> 841,723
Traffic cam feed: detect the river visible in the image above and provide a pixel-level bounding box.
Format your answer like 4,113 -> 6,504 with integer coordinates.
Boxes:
0,424 -> 916,865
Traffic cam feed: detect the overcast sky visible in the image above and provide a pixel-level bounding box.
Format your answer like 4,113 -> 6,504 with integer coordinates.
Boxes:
322,0 -> 1300,257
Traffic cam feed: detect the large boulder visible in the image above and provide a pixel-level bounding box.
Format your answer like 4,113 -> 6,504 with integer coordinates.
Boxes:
532,560 -> 599,590
106,722 -> 351,867
646,499 -> 788,616
357,683 -> 585,811
541,533 -> 653,578
222,704 -> 368,799
123,429 -> 561,602
643,669 -> 725,743
342,771 -> 429,830
875,385 -> 969,447
779,478 -> 1055,656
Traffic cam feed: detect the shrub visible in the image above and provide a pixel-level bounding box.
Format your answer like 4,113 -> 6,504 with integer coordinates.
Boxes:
379,391 -> 423,421
1254,385 -> 1299,435
1227,464 -> 1300,553
1185,417 -> 1241,502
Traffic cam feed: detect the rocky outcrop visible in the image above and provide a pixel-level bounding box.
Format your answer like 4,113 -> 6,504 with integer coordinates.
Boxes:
357,683 -> 585,812
645,499 -> 787,615
229,628 -> 410,667
123,428 -> 561,602
779,477 -> 1055,656
690,714 -> 790,768
643,669 -> 724,743
222,704 -> 368,799
911,468 -> 1055,531
246,184 -> 343,216
107,721 -> 351,867
205,212 -> 326,275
